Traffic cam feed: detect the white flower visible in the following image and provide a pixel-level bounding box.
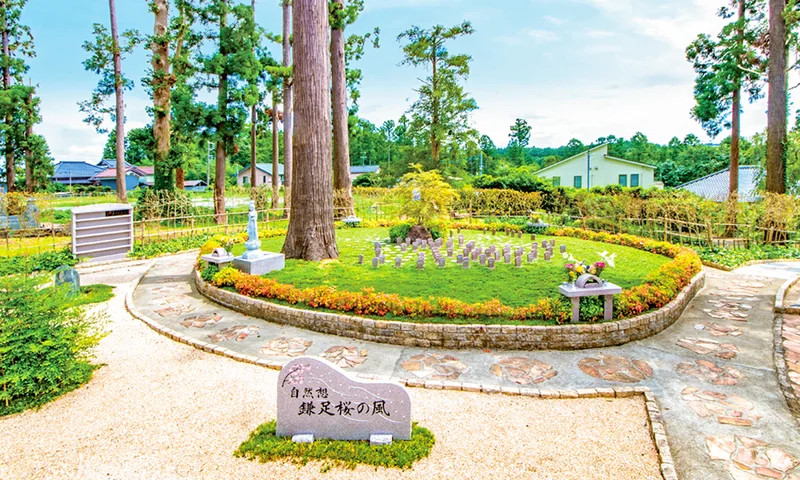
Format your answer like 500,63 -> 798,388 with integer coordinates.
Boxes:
597,251 -> 616,268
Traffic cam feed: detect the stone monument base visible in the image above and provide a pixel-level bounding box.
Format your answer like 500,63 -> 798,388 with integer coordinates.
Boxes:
233,252 -> 285,275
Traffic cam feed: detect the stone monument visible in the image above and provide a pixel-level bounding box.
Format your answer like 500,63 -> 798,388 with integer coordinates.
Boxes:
54,266 -> 80,297
277,357 -> 411,444
232,201 -> 285,275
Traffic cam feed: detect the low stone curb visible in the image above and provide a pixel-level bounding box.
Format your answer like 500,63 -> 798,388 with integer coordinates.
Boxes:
773,312 -> 800,425
774,274 -> 800,314
193,269 -> 706,351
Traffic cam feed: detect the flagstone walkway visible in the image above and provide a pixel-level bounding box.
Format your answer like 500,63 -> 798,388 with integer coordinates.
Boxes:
132,253 -> 800,480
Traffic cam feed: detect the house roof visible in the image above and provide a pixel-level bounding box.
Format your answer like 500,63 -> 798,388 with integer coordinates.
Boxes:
184,180 -> 207,187
350,165 -> 380,174
536,144 -> 655,175
53,161 -> 106,180
242,163 -> 285,175
678,165 -> 761,202
137,165 -> 155,175
92,166 -> 145,180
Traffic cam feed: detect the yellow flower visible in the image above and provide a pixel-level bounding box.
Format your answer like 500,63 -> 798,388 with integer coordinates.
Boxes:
576,265 -> 583,273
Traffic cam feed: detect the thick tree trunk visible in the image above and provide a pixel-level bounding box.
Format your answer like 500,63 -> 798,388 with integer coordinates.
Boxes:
24,89 -> 32,192
271,94 -> 280,210
766,0 -> 788,194
331,0 -> 353,218
109,0 -> 127,203
214,4 -> 228,223
282,0 -> 338,261
430,46 -> 440,170
152,0 -> 173,190
726,0 -> 745,237
176,167 -> 184,190
2,2 -> 13,191
282,0 -> 293,211
250,0 -> 257,190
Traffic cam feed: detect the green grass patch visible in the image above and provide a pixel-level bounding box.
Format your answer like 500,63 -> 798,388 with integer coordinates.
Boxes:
696,245 -> 800,269
69,284 -> 115,307
233,228 -> 671,308
235,420 -> 434,471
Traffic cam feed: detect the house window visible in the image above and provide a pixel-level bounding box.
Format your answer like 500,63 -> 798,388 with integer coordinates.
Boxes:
573,176 -> 582,189
631,174 -> 640,187
263,175 -> 267,184
552,176 -> 561,187
619,174 -> 628,187
243,176 -> 249,184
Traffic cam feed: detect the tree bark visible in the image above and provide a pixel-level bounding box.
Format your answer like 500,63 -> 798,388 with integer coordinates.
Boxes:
109,0 -> 127,202
24,88 -> 32,192
282,0 -> 293,211
271,94 -> 280,210
2,1 -> 13,191
214,2 -> 229,223
152,0 -> 173,191
726,0 -> 745,236
250,0 -> 257,190
176,167 -> 184,190
430,37 -> 440,170
766,0 -> 788,194
282,0 -> 338,261
331,0 -> 353,218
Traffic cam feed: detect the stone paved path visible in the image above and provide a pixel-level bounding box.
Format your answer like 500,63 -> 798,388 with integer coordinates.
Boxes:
133,254 -> 800,480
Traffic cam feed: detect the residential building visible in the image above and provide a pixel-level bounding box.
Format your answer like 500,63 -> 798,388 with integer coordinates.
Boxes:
237,163 -> 284,187
678,165 -> 761,203
535,145 -> 657,189
90,166 -> 146,191
52,161 -> 106,186
349,165 -> 380,182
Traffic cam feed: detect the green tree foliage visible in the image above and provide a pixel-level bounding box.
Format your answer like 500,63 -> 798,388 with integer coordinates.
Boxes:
398,21 -> 477,171
0,0 -> 38,191
102,126 -> 155,165
78,25 -> 142,134
0,274 -> 106,416
507,118 -> 531,166
395,164 -> 458,226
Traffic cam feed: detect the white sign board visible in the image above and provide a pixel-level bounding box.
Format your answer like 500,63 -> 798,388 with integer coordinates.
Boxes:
276,357 -> 411,441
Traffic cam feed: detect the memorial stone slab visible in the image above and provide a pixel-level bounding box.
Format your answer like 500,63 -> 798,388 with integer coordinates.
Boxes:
462,258 -> 470,269
488,257 -> 495,269
395,257 -> 402,268
380,255 -> 386,265
544,252 -> 551,261
560,245 -> 567,253
358,255 -> 364,265
417,260 -> 424,270
438,258 -> 446,268
277,357 -> 411,441
447,249 -> 453,257
542,240 -> 548,248
372,258 -> 379,268
457,254 -> 463,263
479,254 -> 486,265
401,244 -> 407,252
531,234 -> 536,241
527,253 -> 534,263
550,239 -> 556,246
515,256 -> 522,267
504,254 -> 511,264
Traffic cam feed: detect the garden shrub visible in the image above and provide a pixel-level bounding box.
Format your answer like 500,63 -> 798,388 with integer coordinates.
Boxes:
388,223 -> 412,243
394,165 -> 458,228
0,275 -> 106,416
0,248 -> 77,276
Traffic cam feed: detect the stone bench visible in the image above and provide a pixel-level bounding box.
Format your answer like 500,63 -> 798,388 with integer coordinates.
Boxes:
558,281 -> 622,323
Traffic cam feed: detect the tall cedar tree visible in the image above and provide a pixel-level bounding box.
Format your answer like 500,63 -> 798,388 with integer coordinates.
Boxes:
330,0 -> 352,218
686,0 -> 765,229
0,0 -> 34,191
766,0 -> 788,193
249,0 -> 257,189
282,0 -> 293,208
282,0 -> 338,260
79,16 -> 142,201
508,118 -> 531,166
398,22 -> 477,171
197,0 -> 261,223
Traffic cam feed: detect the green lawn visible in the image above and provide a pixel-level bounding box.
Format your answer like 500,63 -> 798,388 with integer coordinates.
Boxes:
232,228 -> 671,307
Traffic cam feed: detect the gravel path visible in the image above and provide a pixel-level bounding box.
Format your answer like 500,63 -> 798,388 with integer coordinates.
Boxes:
0,266 -> 659,480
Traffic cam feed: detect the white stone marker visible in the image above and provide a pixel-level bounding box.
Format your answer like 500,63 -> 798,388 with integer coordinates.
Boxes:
277,357 -> 412,441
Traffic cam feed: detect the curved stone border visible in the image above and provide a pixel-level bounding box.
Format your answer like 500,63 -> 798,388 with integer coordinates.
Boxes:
125,269 -> 675,479
774,274 -> 800,314
193,269 -> 705,351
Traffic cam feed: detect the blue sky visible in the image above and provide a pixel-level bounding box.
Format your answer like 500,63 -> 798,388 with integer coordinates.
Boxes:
24,0 -> 771,163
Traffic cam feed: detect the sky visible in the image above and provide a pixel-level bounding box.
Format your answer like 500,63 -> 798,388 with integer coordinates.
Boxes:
22,0 -> 777,163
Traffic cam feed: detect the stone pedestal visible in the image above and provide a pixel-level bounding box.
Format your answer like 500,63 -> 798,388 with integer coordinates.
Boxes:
233,252 -> 285,275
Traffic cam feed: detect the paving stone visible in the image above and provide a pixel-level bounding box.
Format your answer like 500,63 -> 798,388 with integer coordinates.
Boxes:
578,354 -> 653,383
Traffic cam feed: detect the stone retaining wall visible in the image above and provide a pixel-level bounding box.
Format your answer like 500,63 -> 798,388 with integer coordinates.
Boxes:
194,270 -> 706,351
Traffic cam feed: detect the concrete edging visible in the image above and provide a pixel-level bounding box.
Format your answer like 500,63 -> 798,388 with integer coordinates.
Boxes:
704,258 -> 800,272
774,275 -> 800,314
773,275 -> 800,425
193,269 -> 706,351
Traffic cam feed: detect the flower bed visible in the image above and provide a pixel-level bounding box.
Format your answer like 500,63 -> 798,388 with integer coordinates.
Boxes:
198,227 -> 701,325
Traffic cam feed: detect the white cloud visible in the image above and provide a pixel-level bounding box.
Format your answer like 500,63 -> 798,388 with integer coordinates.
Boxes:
495,28 -> 560,46
586,30 -> 618,39
544,15 -> 565,25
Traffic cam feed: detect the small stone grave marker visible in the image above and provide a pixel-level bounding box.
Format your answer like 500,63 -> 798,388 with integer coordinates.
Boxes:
560,245 -> 567,253
395,257 -> 402,268
479,254 -> 486,265
401,244 -> 407,252
417,260 -> 424,270
438,258 -> 446,268
504,254 -> 511,264
457,254 -> 463,263
54,266 -> 80,296
372,258 -> 379,268
542,240 -> 548,248
488,257 -> 495,270
530,234 -> 536,241
462,258 -> 470,269
380,255 -> 386,265
515,256 -> 522,267
277,357 -> 411,441
544,252 -> 551,261
527,252 -> 534,263
358,255 -> 364,265
550,239 -> 556,246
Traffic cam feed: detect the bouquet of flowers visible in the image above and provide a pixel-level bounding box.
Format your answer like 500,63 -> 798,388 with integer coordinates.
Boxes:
565,261 -> 606,282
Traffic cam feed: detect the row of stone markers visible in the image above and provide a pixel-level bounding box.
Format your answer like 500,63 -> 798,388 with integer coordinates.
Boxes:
357,234 -> 567,270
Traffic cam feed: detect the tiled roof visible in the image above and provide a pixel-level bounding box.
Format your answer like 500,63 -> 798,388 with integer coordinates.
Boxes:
678,166 -> 761,202
92,166 -> 144,179
243,163 -> 285,175
350,165 -> 380,174
53,161 -> 106,180
137,166 -> 155,175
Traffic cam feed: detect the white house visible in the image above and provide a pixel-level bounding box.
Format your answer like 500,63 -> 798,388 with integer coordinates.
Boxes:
238,163 -> 284,187
535,145 -> 657,189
